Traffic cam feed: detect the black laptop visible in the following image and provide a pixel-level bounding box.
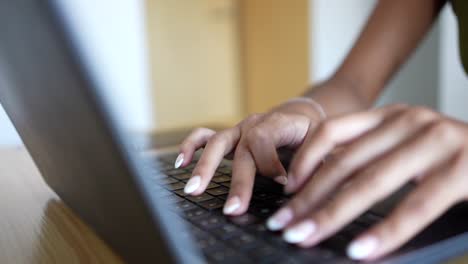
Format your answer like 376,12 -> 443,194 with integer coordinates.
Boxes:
1,1 -> 468,263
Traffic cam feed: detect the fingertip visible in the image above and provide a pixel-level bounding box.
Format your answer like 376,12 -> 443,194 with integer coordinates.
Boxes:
223,196 -> 242,215
284,175 -> 296,194
174,153 -> 185,169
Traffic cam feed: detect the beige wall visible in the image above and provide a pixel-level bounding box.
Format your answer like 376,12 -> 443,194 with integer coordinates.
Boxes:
146,0 -> 242,131
146,0 -> 310,131
239,0 -> 310,114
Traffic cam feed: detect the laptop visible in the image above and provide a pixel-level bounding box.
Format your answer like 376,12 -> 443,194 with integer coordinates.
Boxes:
1,1 -> 468,263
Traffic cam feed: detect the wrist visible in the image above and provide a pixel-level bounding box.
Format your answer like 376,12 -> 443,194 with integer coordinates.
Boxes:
273,97 -> 326,122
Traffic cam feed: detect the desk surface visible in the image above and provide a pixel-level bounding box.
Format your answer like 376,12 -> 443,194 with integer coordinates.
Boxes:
0,147 -> 123,264
0,146 -> 467,264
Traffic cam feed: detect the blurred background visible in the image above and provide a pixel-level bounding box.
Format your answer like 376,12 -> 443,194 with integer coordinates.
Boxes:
0,0 -> 467,146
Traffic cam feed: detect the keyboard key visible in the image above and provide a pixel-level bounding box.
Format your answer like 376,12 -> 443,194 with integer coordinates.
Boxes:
162,177 -> 179,184
207,182 -> 220,189
172,173 -> 192,180
167,195 -> 184,203
174,190 -> 187,197
164,182 -> 186,191
229,213 -> 259,226
247,244 -> 279,261
227,232 -> 257,250
212,223 -> 242,240
217,167 -> 231,174
199,199 -> 224,211
197,236 -> 219,250
184,208 -> 209,220
198,215 -> 225,230
212,175 -> 231,183
206,186 -> 229,196
174,201 -> 197,212
186,193 -> 215,203
209,248 -> 243,263
249,204 -> 276,218
220,182 -> 231,188
165,169 -> 187,176
217,194 -> 228,200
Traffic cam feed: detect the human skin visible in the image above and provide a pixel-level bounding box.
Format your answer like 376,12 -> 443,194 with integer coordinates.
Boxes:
176,0 -> 458,260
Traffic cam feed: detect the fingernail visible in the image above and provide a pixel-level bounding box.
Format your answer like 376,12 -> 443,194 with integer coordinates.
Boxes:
174,153 -> 184,169
223,196 -> 241,215
347,236 -> 379,260
274,176 -> 288,185
266,207 -> 293,231
283,175 -> 294,194
184,175 -> 201,194
283,220 -> 317,243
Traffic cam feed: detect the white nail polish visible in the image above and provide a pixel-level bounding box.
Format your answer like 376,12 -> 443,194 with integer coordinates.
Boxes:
266,207 -> 293,231
274,176 -> 288,185
184,176 -> 201,194
347,236 -> 379,260
223,196 -> 241,215
283,220 -> 317,243
174,153 -> 184,169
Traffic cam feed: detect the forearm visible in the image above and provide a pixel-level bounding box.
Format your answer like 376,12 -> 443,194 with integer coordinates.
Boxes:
302,0 -> 447,117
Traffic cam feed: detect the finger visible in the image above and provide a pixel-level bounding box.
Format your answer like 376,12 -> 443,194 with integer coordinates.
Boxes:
177,128 -> 216,168
272,121 -> 460,238
184,127 -> 241,195
348,156 -> 465,261
285,104 -> 406,193
223,145 -> 257,215
247,113 -> 311,184
285,107 -> 437,212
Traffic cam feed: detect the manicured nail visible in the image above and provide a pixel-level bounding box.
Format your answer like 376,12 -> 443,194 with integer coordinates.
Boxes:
174,153 -> 184,169
347,236 -> 379,260
283,220 -> 317,243
223,196 -> 241,215
184,176 -> 201,194
283,174 -> 296,194
266,207 -> 293,231
274,176 -> 288,185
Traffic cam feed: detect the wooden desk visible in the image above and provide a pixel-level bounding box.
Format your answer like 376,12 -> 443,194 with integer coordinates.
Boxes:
0,147 -> 122,264
0,146 -> 467,264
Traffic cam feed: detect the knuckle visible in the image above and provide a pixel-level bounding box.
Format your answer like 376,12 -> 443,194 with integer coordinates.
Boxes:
192,127 -> 210,135
316,204 -> 340,223
289,195 -> 310,214
404,196 -> 431,217
356,173 -> 384,196
316,121 -> 335,140
427,120 -> 455,142
401,107 -> 436,124
209,132 -> 227,145
378,218 -> 402,239
246,127 -> 268,144
267,112 -> 287,123
329,154 -> 354,173
246,113 -> 262,123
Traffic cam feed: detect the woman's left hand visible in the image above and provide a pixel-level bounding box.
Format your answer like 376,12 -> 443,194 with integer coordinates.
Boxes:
266,104 -> 468,261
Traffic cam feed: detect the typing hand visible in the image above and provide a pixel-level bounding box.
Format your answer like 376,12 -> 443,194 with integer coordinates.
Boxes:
176,98 -> 323,216
267,104 -> 468,261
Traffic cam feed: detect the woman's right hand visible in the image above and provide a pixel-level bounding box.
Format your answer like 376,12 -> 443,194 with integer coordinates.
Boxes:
175,98 -> 325,216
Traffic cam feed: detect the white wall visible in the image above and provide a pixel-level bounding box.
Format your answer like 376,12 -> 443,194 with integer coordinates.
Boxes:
310,0 -> 467,115
0,0 -> 153,146
55,0 -> 153,132
439,6 -> 468,122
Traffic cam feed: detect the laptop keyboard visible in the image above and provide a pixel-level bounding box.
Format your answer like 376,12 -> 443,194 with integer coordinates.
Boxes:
147,152 -> 382,264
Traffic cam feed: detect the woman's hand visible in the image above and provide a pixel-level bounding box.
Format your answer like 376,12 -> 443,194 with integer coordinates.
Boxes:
176,98 -> 324,215
267,104 -> 468,261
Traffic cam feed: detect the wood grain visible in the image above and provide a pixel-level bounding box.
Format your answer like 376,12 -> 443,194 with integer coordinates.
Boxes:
0,147 -> 122,264
1,146 -> 468,263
